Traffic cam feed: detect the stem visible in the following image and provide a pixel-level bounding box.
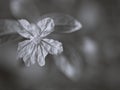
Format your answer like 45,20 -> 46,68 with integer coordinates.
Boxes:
0,31 -> 17,36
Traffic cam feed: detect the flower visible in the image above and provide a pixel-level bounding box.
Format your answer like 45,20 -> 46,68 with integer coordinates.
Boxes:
17,18 -> 63,66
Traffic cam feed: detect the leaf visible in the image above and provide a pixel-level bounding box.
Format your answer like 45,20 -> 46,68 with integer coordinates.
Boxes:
0,20 -> 24,48
39,13 -> 82,33
53,45 -> 82,81
0,20 -> 20,36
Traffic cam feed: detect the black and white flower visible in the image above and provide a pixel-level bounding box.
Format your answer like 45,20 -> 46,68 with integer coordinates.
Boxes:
17,18 -> 63,66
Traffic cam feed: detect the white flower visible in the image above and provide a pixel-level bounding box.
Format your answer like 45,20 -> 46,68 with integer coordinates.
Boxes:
17,18 -> 63,66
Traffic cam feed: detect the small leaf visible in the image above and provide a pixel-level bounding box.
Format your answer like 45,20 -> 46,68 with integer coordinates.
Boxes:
39,13 -> 82,33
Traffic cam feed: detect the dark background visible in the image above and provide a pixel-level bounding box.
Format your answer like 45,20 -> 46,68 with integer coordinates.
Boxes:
0,0 -> 120,90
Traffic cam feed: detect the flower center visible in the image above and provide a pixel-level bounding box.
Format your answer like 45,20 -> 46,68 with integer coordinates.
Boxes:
32,36 -> 42,44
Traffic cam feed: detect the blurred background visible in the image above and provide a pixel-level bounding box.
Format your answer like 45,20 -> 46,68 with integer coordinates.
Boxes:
0,0 -> 120,90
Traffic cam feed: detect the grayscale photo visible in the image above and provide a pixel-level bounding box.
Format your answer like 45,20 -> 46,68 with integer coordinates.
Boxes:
0,0 -> 120,90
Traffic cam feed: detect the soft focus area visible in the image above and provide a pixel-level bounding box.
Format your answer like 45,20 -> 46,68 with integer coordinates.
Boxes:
0,0 -> 120,90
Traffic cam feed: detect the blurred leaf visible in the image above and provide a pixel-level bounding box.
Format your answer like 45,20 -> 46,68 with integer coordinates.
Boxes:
39,13 -> 82,33
0,19 -> 21,36
10,0 -> 40,21
53,45 -> 82,81
0,19 -> 23,47
0,34 -> 22,48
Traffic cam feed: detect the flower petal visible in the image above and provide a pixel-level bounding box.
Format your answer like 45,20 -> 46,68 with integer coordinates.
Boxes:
17,29 -> 33,39
37,18 -> 55,37
18,19 -> 30,30
22,43 -> 36,67
37,45 -> 48,66
30,45 -> 37,65
42,39 -> 63,55
29,24 -> 41,37
17,40 -> 36,66
17,19 -> 33,38
17,40 -> 32,58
